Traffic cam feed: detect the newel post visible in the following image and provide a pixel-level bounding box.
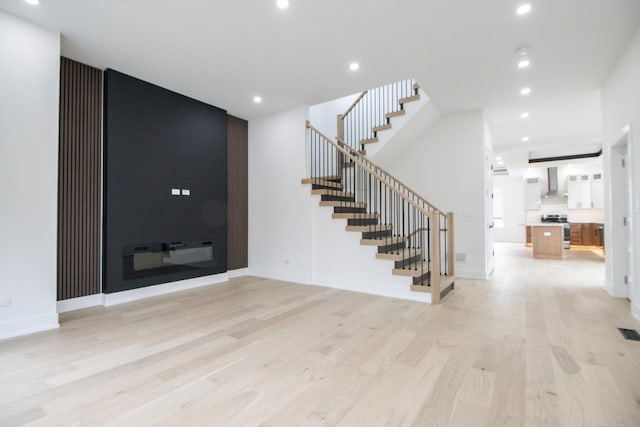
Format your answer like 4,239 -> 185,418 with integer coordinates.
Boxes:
446,212 -> 455,278
336,114 -> 344,179
430,210 -> 441,304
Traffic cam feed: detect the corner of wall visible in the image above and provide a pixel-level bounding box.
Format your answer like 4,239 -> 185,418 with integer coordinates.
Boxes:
0,314 -> 59,341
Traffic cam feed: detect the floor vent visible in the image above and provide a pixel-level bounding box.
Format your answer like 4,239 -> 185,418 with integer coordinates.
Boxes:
618,328 -> 640,341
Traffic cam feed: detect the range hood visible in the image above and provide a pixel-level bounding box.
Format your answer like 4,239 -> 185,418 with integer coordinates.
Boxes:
547,167 -> 558,194
544,167 -> 566,198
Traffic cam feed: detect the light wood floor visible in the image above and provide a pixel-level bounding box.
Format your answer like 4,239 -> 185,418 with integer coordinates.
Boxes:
1,243 -> 639,426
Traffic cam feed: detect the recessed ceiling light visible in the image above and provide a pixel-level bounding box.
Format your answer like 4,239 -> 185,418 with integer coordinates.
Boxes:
498,160 -> 505,165
518,59 -> 531,69
276,0 -> 289,9
520,112 -> 530,119
24,0 -> 40,4
522,136 -> 530,142
253,96 -> 262,104
520,87 -> 531,95
349,62 -> 360,72
516,3 -> 532,16
496,156 -> 503,161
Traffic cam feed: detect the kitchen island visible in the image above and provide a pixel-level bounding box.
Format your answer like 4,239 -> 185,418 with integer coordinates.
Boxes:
528,223 -> 564,260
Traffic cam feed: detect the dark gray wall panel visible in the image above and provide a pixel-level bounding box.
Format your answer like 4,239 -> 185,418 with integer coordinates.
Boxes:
103,69 -> 227,293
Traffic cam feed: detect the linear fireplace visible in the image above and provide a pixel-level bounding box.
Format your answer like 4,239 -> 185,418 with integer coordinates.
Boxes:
123,240 -> 218,280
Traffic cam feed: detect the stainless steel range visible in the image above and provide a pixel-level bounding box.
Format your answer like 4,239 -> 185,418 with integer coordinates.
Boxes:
541,214 -> 570,249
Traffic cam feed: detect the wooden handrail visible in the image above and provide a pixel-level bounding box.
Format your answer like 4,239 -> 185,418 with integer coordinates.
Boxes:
306,121 -> 438,219
341,90 -> 368,118
335,136 -> 442,214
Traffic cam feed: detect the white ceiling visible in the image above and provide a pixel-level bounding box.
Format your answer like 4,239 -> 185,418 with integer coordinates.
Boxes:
2,0 -> 639,154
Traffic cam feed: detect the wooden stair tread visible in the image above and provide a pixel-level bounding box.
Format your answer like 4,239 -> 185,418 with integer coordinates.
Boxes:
386,110 -> 406,119
345,224 -> 393,232
399,94 -> 420,104
360,236 -> 408,246
319,201 -> 365,208
376,248 -> 422,261
332,212 -> 379,219
392,261 -> 430,277
311,189 -> 354,197
360,137 -> 379,145
302,179 -> 343,189
301,176 -> 341,184
373,124 -> 392,132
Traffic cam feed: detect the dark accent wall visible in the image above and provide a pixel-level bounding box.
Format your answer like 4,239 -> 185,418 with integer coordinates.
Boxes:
57,57 -> 103,301
227,115 -> 248,270
103,69 -> 228,293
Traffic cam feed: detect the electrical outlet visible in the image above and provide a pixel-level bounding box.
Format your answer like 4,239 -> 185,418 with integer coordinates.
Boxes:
455,253 -> 466,262
0,297 -> 11,307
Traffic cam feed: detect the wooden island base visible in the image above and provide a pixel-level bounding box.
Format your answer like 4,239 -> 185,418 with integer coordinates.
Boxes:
531,225 -> 564,259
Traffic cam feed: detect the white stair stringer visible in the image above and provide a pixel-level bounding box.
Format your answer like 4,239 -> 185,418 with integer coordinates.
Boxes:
365,88 -> 442,164
310,195 -> 431,303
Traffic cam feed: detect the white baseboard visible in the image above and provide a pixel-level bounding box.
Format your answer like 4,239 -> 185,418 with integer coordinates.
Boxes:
57,294 -> 104,313
247,268 -> 312,285
312,274 -> 431,303
228,268 -> 249,279
633,301 -> 640,323
455,268 -> 489,280
103,272 -> 229,307
0,313 -> 59,341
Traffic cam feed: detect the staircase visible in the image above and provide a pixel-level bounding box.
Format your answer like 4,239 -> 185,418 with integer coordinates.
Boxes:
302,110 -> 455,303
338,79 -> 422,156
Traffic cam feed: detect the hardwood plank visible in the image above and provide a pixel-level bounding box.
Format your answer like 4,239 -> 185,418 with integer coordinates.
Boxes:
1,243 -> 638,426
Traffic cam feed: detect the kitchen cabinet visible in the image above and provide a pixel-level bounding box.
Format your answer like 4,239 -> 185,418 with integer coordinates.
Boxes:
591,173 -> 604,209
570,223 -> 604,247
567,174 -> 592,209
526,226 -> 531,244
525,178 -> 542,210
570,223 -> 583,245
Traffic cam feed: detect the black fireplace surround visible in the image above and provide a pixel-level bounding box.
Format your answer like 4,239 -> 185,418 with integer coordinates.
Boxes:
103,69 -> 228,293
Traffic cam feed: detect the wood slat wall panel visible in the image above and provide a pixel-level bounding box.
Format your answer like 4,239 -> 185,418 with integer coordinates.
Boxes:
227,115 -> 248,270
57,57 -> 102,300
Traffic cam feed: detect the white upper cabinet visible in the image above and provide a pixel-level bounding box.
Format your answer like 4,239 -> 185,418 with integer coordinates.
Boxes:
591,173 -> 604,209
525,178 -> 542,210
567,173 -> 602,209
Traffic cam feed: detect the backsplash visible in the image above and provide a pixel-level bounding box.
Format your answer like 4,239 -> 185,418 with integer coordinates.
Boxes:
567,209 -> 605,223
526,208 -> 604,223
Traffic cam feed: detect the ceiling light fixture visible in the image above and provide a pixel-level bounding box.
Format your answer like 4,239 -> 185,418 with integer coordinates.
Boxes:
349,62 -> 360,72
520,112 -> 530,119
517,59 -> 531,69
516,3 -> 532,16
276,0 -> 289,9
496,156 -> 503,161
24,0 -> 40,4
498,160 -> 505,165
520,87 -> 531,95
522,136 -> 530,142
253,96 -> 262,104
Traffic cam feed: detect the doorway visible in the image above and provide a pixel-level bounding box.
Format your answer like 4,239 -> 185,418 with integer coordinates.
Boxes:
609,130 -> 633,300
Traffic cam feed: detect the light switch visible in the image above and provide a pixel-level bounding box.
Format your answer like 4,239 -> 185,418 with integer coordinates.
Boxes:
182,189 -> 191,196
171,188 -> 181,196
543,232 -> 551,237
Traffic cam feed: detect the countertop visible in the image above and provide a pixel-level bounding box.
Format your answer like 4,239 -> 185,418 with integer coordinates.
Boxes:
526,223 -> 566,227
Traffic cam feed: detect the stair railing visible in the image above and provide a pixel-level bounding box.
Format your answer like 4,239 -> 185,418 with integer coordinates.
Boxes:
306,121 -> 454,302
337,79 -> 418,154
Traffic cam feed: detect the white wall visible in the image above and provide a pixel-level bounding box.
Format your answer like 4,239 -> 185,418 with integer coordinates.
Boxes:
380,111 -> 489,279
493,176 -> 526,243
0,12 -> 60,339
308,93 -> 359,141
248,106 -> 313,284
602,25 -> 640,320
